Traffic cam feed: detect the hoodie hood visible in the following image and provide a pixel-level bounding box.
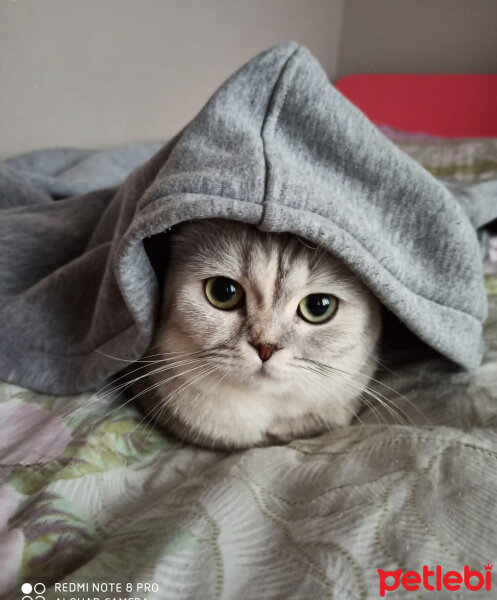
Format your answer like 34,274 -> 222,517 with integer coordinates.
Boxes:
0,43 -> 491,394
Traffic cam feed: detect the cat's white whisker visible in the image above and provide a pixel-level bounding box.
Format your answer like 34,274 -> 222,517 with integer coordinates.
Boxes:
99,360 -> 211,424
98,357 -> 207,400
297,359 -> 399,425
328,357 -> 428,423
139,365 -> 218,442
96,346 -> 223,396
58,357 -> 208,425
67,361 -> 213,435
299,369 -> 370,431
298,357 -> 425,427
127,362 -> 213,406
157,368 -> 218,433
126,362 -> 213,438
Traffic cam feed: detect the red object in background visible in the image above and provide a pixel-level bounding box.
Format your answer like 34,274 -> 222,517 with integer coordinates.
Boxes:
334,74 -> 497,138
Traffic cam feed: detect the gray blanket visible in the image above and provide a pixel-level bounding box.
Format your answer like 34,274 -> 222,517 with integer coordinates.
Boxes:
1,43 -> 495,394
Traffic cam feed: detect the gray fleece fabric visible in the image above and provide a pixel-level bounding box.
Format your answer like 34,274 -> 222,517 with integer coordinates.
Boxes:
0,43 -> 495,394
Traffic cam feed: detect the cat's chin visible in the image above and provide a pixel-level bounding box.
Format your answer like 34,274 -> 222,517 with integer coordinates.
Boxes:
254,368 -> 273,381
232,367 -> 294,393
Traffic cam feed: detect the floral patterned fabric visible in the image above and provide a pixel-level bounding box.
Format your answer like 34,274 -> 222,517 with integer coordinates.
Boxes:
1,136 -> 497,600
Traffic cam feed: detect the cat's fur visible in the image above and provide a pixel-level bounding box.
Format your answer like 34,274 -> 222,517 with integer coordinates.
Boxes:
135,220 -> 382,449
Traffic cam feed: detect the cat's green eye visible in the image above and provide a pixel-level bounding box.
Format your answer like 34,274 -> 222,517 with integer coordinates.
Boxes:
205,276 -> 245,310
298,294 -> 338,324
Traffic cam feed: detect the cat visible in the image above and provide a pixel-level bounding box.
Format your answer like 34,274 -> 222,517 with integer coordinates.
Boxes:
132,219 -> 382,450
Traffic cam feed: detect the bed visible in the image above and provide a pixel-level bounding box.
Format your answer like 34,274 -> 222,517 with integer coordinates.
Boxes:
1,78 -> 497,599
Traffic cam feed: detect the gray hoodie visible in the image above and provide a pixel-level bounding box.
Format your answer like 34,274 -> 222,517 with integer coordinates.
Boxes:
0,43 -> 493,394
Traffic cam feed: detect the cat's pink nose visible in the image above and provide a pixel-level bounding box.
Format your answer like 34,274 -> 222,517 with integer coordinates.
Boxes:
253,343 -> 277,362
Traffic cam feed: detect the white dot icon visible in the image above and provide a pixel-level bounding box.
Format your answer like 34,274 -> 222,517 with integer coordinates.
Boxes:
21,583 -> 33,594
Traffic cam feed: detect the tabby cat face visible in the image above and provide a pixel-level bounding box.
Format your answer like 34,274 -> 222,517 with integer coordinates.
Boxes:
140,220 -> 381,449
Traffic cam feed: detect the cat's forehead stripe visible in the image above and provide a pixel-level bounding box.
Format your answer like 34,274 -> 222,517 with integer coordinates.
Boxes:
246,242 -> 279,309
273,243 -> 290,306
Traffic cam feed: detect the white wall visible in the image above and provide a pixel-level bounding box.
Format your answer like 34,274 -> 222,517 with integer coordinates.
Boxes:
0,0 -> 344,159
337,0 -> 497,76
1,0 -> 496,161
